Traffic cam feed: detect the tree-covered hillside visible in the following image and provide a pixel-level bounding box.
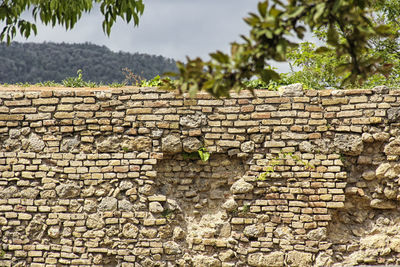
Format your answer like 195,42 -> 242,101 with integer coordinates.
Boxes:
0,42 -> 177,84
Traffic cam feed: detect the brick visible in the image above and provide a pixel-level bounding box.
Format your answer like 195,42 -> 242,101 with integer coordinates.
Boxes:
33,98 -> 59,105
349,96 -> 368,103
198,100 -> 224,105
217,140 -> 240,147
251,112 -> 271,119
306,105 -> 323,112
54,112 -> 75,119
74,104 -> 100,111
321,98 -> 348,105
0,114 -> 24,120
264,141 -> 285,147
28,251 -> 43,257
26,113 -> 51,120
10,107 -> 37,113
265,97 -> 290,103
127,108 -> 152,114
271,111 -> 297,117
60,97 -> 84,103
308,119 -> 327,125
137,115 -> 163,121
4,99 -> 31,106
217,107 -> 240,113
234,120 -> 259,127
56,104 -> 73,111
337,110 -> 363,117
369,117 -> 383,124
241,105 -> 255,112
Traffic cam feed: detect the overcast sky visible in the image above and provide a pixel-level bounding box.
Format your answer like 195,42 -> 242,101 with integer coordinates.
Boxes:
16,0 -> 291,72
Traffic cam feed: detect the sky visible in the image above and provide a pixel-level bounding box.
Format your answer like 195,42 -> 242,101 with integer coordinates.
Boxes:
15,0 -> 292,72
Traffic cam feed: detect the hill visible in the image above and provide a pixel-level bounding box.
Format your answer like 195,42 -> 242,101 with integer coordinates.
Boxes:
0,42 -> 178,84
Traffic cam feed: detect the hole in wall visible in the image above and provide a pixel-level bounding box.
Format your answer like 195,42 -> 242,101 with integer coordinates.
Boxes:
154,153 -> 247,250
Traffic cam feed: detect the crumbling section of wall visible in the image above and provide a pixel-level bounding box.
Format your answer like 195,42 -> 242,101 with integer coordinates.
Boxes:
0,85 -> 399,266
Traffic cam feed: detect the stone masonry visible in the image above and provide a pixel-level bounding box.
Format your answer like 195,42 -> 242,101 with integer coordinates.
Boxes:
0,85 -> 400,266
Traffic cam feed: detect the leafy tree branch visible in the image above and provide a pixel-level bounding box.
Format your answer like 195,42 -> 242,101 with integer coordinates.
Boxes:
0,0 -> 144,43
165,0 -> 396,97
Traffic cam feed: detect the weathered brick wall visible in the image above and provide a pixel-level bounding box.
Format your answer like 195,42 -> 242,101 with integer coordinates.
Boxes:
0,85 -> 400,266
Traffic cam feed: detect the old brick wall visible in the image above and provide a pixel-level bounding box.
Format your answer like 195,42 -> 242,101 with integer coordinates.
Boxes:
0,85 -> 400,266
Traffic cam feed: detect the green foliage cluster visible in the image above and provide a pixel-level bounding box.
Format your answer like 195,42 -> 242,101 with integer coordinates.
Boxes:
0,42 -> 177,84
163,0 -> 397,97
0,0 -> 144,43
261,0 -> 400,90
140,75 -> 172,87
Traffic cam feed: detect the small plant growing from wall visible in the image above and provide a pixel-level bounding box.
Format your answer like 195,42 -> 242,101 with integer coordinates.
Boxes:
257,151 -> 315,181
62,69 -> 97,88
0,249 -> 5,259
182,147 -> 210,162
197,147 -> 210,162
241,204 -> 250,213
161,208 -> 174,220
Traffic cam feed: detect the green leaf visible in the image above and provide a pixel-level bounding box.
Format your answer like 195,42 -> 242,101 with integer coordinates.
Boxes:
269,6 -> 281,18
315,46 -> 331,54
327,25 -> 339,45
313,3 -> 326,23
257,1 -> 268,18
288,6 -> 305,19
210,51 -> 229,64
260,69 -> 280,83
198,148 -> 210,162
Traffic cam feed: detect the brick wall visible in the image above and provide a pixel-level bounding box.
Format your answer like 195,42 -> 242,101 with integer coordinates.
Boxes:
0,85 -> 399,266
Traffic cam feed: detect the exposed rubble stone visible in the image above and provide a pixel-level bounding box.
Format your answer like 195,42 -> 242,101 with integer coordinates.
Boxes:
60,137 -> 80,152
97,136 -> 120,152
87,213 -> 105,229
278,83 -> 304,97
149,201 -> 164,213
241,141 -> 255,153
27,133 -> 45,152
370,199 -> 396,209
180,113 -> 205,128
182,137 -> 202,153
192,255 -> 221,267
163,241 -> 182,255
162,134 -> 182,153
388,107 -> 400,122
244,224 -> 264,238
98,197 -> 118,211
230,179 -> 253,194
287,251 -> 313,267
55,183 -> 81,198
221,198 -> 238,212
248,252 -> 284,267
334,134 -> 364,156
122,223 -> 139,238
384,138 -> 400,155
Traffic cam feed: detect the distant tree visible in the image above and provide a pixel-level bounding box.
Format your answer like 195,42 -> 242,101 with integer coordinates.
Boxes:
282,0 -> 400,89
0,42 -> 177,83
